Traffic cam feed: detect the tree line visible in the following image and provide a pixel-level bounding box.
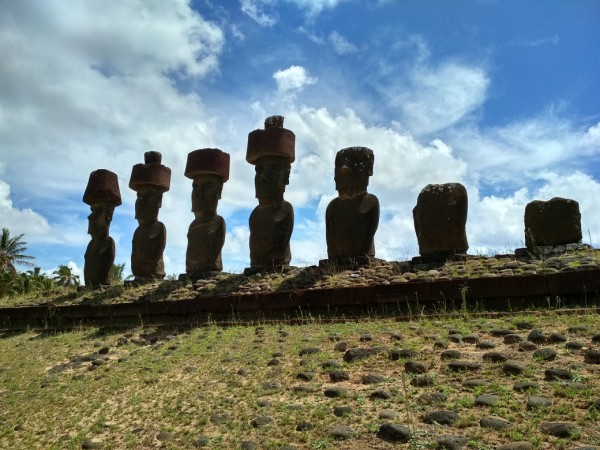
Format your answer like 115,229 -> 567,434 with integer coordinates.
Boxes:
0,228 -> 125,298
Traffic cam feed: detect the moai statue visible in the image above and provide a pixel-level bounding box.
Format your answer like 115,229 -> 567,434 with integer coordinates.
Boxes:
412,183 -> 469,262
324,147 -> 380,266
184,148 -> 230,279
83,169 -> 122,287
524,197 -> 582,249
129,151 -> 171,281
245,115 -> 295,273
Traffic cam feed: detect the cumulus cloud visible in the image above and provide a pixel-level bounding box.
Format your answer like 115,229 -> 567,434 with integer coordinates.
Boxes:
273,65 -> 317,93
329,31 -> 357,54
0,180 -> 51,238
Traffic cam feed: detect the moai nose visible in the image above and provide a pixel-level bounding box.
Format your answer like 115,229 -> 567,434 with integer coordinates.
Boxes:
339,165 -> 352,176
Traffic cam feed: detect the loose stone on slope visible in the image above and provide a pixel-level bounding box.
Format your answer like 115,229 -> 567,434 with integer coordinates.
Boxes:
377,423 -> 411,443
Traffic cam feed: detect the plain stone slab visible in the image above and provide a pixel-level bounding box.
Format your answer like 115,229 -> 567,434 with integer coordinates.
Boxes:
545,368 -> 573,380
474,394 -> 499,406
329,371 -> 350,382
362,373 -> 386,384
333,406 -> 352,417
540,421 -> 578,438
513,381 -> 539,392
377,423 -> 411,443
324,387 -> 347,398
418,392 -> 447,404
250,416 -> 272,428
584,349 -> 600,364
496,443 -> 532,450
389,348 -> 418,360
480,416 -> 511,430
483,352 -> 508,363
448,361 -> 480,372
527,396 -> 552,409
405,360 -> 430,373
370,389 -> 392,400
379,409 -> 399,420
441,350 -> 461,360
503,360 -> 525,375
329,425 -> 354,439
343,347 -> 386,363
436,434 -> 468,450
533,348 -> 557,361
422,410 -> 459,425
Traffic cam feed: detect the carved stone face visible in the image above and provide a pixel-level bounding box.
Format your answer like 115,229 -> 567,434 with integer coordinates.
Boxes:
334,149 -> 373,194
192,174 -> 223,214
87,203 -> 114,238
254,156 -> 290,199
135,185 -> 162,225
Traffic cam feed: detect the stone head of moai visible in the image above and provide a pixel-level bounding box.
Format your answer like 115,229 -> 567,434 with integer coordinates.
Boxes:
247,115 -> 295,205
185,148 -> 230,218
184,148 -> 230,276
334,146 -> 374,198
245,116 -> 295,271
128,152 -> 171,281
325,147 -> 379,264
129,151 -> 171,225
412,183 -> 469,262
524,197 -> 582,249
83,169 -> 122,287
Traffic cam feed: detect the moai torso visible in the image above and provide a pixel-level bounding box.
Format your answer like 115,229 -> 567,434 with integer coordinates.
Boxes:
249,200 -> 293,267
84,236 -> 115,286
131,221 -> 166,279
186,215 -> 225,273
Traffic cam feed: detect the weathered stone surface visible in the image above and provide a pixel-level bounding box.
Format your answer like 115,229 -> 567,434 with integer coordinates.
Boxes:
540,422 -> 578,438
328,425 -> 354,440
496,443 -> 532,450
413,183 -> 468,260
251,416 -> 272,428
533,348 -> 557,361
480,416 -> 511,430
325,147 -> 379,262
185,149 -> 230,276
246,117 -> 295,271
545,368 -> 572,380
333,406 -> 352,417
524,197 -> 582,248
584,349 -> 600,364
405,360 -> 430,374
390,348 -> 418,360
527,396 -> 552,409
83,169 -> 121,287
329,371 -> 350,382
448,360 -> 480,372
436,434 -> 468,450
343,346 -> 386,363
422,410 -> 459,425
377,423 -> 411,443
474,394 -> 499,406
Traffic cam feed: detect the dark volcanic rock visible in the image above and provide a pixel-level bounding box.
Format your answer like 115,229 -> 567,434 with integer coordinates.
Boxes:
483,352 -> 508,363
440,350 -> 461,360
329,371 -> 350,382
333,406 -> 352,417
324,387 -> 347,398
378,423 -> 411,443
545,368 -> 573,381
480,416 -> 511,430
584,349 -> 600,364
527,396 -> 552,409
251,416 -> 272,428
540,422 -> 578,438
448,361 -> 480,372
514,381 -> 539,392
418,392 -> 447,405
533,348 -> 557,361
423,410 -> 459,425
496,443 -> 532,450
343,346 -> 386,363
390,348 -> 418,360
503,360 -> 525,376
436,434 -> 468,450
329,425 -> 354,440
405,360 -> 430,374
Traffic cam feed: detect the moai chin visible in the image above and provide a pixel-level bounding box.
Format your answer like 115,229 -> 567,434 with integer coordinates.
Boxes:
323,146 -> 380,267
83,169 -> 122,287
245,115 -> 295,274
128,151 -> 171,281
183,148 -> 230,279
412,183 -> 469,263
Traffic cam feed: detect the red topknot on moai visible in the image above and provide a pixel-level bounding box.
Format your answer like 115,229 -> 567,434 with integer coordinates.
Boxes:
183,148 -> 230,279
83,169 -> 121,287
128,151 -> 171,281
245,115 -> 295,274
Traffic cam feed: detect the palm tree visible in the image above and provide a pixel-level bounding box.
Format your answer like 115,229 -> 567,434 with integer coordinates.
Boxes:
52,264 -> 80,287
0,228 -> 35,273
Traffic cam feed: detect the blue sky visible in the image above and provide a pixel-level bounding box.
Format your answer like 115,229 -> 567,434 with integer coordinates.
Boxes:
1,0 -> 599,278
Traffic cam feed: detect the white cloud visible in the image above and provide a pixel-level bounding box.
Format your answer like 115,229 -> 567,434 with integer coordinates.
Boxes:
329,31 -> 357,54
240,0 -> 278,26
286,0 -> 345,16
396,61 -> 489,135
0,180 -> 51,238
273,65 -> 317,93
